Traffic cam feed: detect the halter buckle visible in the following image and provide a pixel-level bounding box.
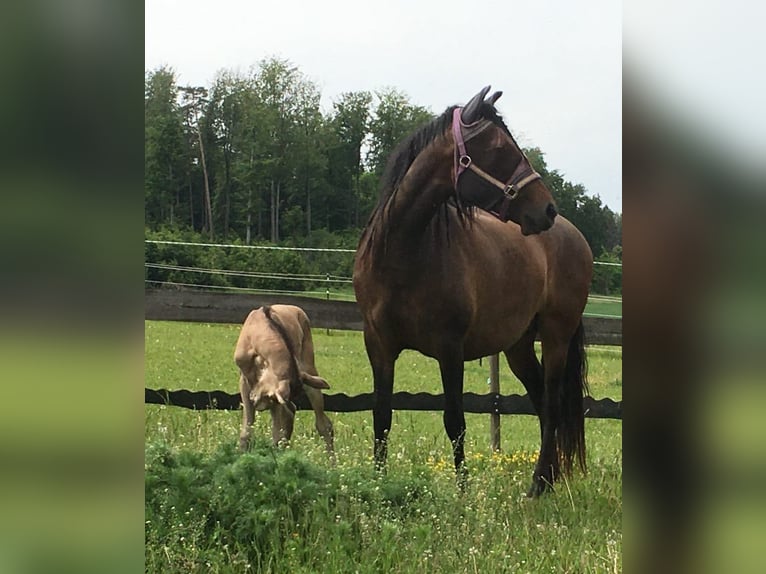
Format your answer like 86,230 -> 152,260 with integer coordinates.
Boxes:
504,184 -> 519,200
459,155 -> 472,168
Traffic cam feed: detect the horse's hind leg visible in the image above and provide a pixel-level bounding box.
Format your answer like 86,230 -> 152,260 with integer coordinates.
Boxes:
528,318 -> 587,497
529,334 -> 568,497
504,319 -> 544,440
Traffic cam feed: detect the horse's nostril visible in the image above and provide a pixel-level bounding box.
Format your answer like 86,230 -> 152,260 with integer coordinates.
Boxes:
546,204 -> 557,220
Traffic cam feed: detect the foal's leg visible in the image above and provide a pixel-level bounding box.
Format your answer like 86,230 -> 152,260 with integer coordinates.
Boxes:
270,404 -> 295,447
438,346 -> 467,488
238,373 -> 254,451
365,329 -> 397,472
304,386 -> 336,465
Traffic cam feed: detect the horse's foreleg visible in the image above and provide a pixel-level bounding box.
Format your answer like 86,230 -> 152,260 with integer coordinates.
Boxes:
366,331 -> 396,473
438,348 -> 467,488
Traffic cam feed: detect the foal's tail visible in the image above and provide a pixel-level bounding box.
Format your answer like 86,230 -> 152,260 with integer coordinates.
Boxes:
558,320 -> 589,475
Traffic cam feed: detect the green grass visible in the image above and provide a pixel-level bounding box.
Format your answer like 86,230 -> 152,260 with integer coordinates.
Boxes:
583,297 -> 622,318
145,321 -> 622,573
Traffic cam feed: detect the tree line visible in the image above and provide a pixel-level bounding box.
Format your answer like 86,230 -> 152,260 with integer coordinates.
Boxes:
145,57 -> 621,293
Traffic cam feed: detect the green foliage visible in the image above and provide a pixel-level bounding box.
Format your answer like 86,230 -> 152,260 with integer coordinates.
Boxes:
366,87 -> 435,177
145,440 -> 443,572
527,147 -> 622,258
145,67 -> 188,226
146,62 -> 621,272
145,436 -> 621,573
592,246 -> 623,296
145,320 -> 622,573
145,227 -> 355,292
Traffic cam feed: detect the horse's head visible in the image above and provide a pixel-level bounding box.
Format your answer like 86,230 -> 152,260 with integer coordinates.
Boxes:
453,86 -> 557,235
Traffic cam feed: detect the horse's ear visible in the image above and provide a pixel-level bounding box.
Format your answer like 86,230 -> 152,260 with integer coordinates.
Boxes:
461,86 -> 491,124
488,90 -> 503,105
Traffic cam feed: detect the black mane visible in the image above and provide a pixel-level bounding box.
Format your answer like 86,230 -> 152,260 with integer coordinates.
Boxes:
375,106 -> 456,210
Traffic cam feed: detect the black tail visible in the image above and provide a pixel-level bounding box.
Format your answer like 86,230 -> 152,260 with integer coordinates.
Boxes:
557,320 -> 589,474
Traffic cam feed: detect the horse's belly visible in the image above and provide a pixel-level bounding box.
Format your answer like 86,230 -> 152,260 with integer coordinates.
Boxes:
462,309 -> 537,360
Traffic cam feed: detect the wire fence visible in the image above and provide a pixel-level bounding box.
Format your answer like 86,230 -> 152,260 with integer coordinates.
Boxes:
144,238 -> 622,311
144,239 -> 622,267
145,263 -> 353,284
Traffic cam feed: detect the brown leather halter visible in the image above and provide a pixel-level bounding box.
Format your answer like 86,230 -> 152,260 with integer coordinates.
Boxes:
452,107 -> 541,220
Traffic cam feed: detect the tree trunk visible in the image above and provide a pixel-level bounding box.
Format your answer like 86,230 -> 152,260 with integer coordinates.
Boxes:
258,195 -> 263,239
198,127 -> 213,240
246,188 -> 252,245
275,180 -> 281,243
306,181 -> 311,235
187,168 -> 194,229
169,163 -> 175,226
354,168 -> 360,227
270,179 -> 276,243
223,149 -> 231,237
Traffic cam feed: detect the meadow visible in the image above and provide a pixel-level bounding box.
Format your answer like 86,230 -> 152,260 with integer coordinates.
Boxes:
145,320 -> 622,573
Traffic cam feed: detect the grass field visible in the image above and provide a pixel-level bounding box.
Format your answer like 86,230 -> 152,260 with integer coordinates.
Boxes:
145,321 -> 622,573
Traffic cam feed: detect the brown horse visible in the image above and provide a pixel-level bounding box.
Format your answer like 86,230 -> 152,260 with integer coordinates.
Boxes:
353,86 -> 593,496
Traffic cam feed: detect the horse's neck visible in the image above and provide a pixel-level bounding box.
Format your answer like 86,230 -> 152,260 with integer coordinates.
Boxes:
382,146 -> 454,234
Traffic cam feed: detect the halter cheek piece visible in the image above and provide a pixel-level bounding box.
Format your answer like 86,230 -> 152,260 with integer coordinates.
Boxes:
452,107 -> 541,220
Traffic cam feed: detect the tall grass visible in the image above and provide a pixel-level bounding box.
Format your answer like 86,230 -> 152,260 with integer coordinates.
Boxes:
145,321 -> 622,573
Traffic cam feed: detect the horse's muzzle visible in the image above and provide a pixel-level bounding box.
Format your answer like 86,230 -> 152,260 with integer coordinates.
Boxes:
521,209 -> 556,235
546,203 -> 558,221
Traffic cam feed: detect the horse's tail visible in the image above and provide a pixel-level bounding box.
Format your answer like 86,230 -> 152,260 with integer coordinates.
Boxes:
558,320 -> 589,475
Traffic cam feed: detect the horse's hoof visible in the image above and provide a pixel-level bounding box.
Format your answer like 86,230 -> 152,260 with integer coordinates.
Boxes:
526,477 -> 553,498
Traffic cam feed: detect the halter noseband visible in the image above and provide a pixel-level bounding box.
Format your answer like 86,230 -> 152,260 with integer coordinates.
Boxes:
452,107 -> 541,219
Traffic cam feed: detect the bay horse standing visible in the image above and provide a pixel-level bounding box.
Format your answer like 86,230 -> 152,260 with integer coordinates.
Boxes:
353,86 -> 592,496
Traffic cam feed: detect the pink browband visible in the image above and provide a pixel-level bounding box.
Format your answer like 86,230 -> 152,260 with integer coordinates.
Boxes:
452,107 -> 541,200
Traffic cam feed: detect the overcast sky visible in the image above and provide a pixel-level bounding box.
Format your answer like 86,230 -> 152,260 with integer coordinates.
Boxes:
146,0 -> 622,212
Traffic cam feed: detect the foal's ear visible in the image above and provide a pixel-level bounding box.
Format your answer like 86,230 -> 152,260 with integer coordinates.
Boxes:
461,86 -> 491,124
488,90 -> 503,105
300,372 -> 330,390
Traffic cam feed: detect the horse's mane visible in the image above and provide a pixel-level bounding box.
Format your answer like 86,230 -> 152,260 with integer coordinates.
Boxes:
374,106 -> 456,212
365,102 -> 515,235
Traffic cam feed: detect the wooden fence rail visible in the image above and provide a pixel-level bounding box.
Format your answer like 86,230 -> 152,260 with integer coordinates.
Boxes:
145,289 -> 622,346
145,288 -> 623,449
145,388 -> 622,419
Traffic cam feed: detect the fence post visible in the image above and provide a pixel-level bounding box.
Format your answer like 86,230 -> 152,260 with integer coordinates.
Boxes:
325,273 -> 330,335
489,354 -> 501,452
